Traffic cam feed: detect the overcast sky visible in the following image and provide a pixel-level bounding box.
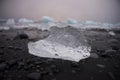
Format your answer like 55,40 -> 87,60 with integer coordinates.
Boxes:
0,0 -> 120,23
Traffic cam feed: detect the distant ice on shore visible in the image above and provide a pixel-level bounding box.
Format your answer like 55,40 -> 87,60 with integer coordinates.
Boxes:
18,18 -> 34,24
66,19 -> 78,24
0,16 -> 120,30
6,18 -> 15,25
41,16 -> 54,23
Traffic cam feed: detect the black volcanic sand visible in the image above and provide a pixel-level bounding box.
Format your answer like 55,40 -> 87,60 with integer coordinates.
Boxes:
0,28 -> 120,80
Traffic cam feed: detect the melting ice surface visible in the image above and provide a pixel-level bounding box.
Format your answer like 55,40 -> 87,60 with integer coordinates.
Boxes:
28,27 -> 91,62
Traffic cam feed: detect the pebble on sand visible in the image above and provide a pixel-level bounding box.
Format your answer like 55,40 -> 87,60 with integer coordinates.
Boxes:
96,64 -> 105,68
27,72 -> 41,80
14,34 -> 29,40
108,72 -> 115,80
0,63 -> 7,71
90,53 -> 99,59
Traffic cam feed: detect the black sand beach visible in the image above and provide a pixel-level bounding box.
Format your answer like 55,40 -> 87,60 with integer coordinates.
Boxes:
0,28 -> 120,80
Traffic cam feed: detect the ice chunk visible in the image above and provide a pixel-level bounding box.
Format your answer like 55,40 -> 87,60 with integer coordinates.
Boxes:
28,27 -> 91,62
6,18 -> 15,25
66,19 -> 78,24
28,40 -> 90,62
18,18 -> 33,23
85,21 -> 99,25
11,25 -> 29,29
35,23 -> 51,30
108,31 -> 116,36
55,22 -> 68,28
0,26 -> 10,30
41,16 -> 54,23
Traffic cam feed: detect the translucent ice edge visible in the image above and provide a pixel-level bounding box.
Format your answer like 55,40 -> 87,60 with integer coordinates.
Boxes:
28,40 -> 91,62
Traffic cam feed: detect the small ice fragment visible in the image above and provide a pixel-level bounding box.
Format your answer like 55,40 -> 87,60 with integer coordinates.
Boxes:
11,25 -> 29,29
0,26 -> 10,30
85,21 -> 98,25
6,18 -> 15,25
41,16 -> 54,23
18,18 -> 33,23
67,19 -> 78,24
108,31 -> 116,36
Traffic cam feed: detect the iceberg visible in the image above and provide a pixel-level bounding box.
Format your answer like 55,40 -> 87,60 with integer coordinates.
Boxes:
28,27 -> 91,62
